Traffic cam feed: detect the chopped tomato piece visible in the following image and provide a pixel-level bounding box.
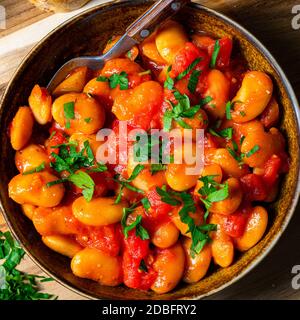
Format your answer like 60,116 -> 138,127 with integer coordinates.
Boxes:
262,154 -> 282,186
170,42 -> 209,79
122,231 -> 156,290
223,211 -> 248,238
146,186 -> 173,217
46,129 -> 67,160
240,173 -> 267,201
76,224 -> 121,256
208,37 -> 233,69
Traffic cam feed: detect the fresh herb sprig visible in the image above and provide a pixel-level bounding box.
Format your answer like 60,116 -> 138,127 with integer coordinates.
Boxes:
121,202 -> 150,240
155,187 -> 216,255
198,175 -> 229,220
48,140 -> 107,201
0,231 -> 55,300
163,91 -> 201,131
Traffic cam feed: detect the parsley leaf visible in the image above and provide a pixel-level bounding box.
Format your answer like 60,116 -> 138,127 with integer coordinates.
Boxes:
110,71 -> 129,90
22,162 -> 46,175
198,175 -> 229,220
164,65 -> 174,90
176,57 -> 202,81
68,171 -> 95,202
200,96 -> 213,107
163,91 -> 202,131
209,127 -> 233,140
121,205 -> 150,240
64,102 -> 75,120
155,187 -> 217,255
155,187 -> 181,206
226,101 -> 233,120
96,72 -> 129,90
210,40 -> 220,68
141,197 -> 151,211
188,70 -> 201,93
244,145 -> 260,157
64,102 -> 75,129
150,164 -> 166,175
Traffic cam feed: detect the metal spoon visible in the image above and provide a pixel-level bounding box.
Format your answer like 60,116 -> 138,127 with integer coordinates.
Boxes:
47,0 -> 190,92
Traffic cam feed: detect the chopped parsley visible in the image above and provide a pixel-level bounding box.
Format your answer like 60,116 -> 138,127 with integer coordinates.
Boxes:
126,50 -> 132,59
176,57 -> 202,81
68,171 -> 95,202
163,91 -> 201,131
244,145 -> 260,157
210,40 -> 220,69
187,70 -> 201,94
225,101 -> 233,120
209,127 -> 233,139
0,230 -> 55,300
96,71 -> 129,90
64,101 -> 75,129
155,187 -> 216,255
200,96 -> 213,107
22,162 -> 46,175
133,133 -> 170,172
164,65 -> 174,90
198,175 -> 229,220
48,140 -> 107,201
121,203 -> 150,240
141,197 -> 151,212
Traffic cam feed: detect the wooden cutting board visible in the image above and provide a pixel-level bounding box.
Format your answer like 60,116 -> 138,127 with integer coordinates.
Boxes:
1,0 -> 300,300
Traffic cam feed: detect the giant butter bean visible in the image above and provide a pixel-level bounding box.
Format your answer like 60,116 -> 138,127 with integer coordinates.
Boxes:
32,205 -> 79,236
71,247 -> 122,286
53,67 -> 89,96
15,144 -> 49,173
42,235 -> 83,258
183,238 -> 212,283
203,69 -> 230,119
209,213 -> 234,267
155,21 -> 188,64
8,172 -> 65,207
212,148 -> 248,178
210,178 -> 243,215
232,71 -> 273,123
28,85 -> 52,124
151,222 -> 179,249
151,242 -> 185,294
235,206 -> 268,251
52,93 -> 105,134
10,107 -> 34,151
72,196 -> 127,226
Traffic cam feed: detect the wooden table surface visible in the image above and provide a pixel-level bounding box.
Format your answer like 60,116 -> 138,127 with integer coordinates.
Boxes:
0,0 -> 300,300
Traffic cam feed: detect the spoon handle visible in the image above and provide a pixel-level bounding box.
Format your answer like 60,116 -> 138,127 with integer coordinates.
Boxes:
126,0 -> 190,43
